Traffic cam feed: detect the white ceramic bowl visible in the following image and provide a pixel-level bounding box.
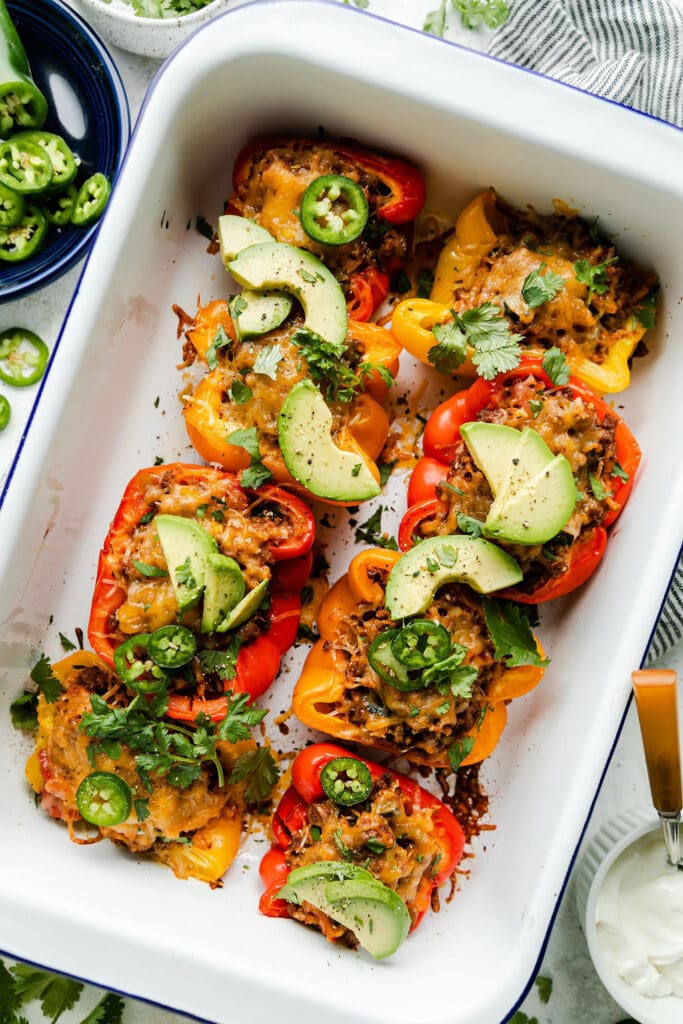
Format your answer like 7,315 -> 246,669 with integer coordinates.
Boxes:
73,0 -> 233,60
576,811 -> 683,1024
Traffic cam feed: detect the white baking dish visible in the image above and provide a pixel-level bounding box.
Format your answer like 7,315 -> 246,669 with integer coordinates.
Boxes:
1,2 -> 682,1022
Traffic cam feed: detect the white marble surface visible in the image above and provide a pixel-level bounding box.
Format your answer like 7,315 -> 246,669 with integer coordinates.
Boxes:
1,2 -> 681,1023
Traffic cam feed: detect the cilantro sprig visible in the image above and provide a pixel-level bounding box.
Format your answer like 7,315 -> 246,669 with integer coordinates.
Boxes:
226,426 -> 272,489
354,506 -> 398,550
521,263 -> 565,309
482,598 -> 549,668
424,0 -> 509,36
573,256 -> 618,304
0,957 -> 124,1024
290,327 -> 393,404
428,302 -> 523,380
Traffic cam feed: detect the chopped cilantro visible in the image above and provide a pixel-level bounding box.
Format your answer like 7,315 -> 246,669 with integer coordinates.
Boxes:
78,993 -> 125,1024
509,1014 -> 538,1024
448,737 -> 475,770
573,256 -> 618,304
541,346 -> 570,386
482,597 -> 550,668
354,506 -> 398,549
423,0 -> 447,34
611,460 -> 629,483
379,460 -> 397,486
253,344 -> 283,380
452,0 -> 510,28
226,427 -> 272,489
634,285 -> 658,329
30,655 -> 64,703
429,302 -> 523,380
310,825 -> 322,842
588,473 -> 612,501
134,798 -> 151,822
175,557 -> 196,589
521,263 -> 565,309
206,325 -> 232,370
10,691 -> 38,731
290,327 -> 359,404
198,638 -> 242,681
132,559 -> 168,578
416,268 -> 434,298
455,511 -> 484,538
528,398 -> 544,418
58,631 -> 77,652
228,745 -> 279,804
195,503 -> 208,518
438,544 -> 458,568
153,456 -> 165,466
138,510 -> 155,526
229,294 -> 247,318
228,378 -> 253,404
365,838 -> 390,854
535,974 -> 552,1004
332,828 -> 354,859
351,463 -> 362,477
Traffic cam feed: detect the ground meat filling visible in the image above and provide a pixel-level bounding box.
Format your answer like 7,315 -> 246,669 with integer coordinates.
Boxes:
284,773 -> 445,945
323,581 -> 501,762
452,190 -> 656,363
229,142 -> 409,285
418,375 -> 621,595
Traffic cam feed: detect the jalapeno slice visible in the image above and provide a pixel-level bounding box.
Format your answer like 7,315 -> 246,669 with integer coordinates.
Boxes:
0,137 -> 52,194
71,172 -> 111,227
147,625 -> 197,669
76,771 -> 133,827
16,131 -> 77,190
0,394 -> 10,431
390,620 -> 451,670
320,756 -> 373,806
368,628 -> 424,692
0,328 -> 48,387
300,174 -> 369,246
0,182 -> 24,228
0,204 -> 47,262
39,183 -> 77,227
113,634 -> 168,693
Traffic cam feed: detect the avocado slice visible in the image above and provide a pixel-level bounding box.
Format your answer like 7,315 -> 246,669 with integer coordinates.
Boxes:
384,536 -> 523,619
228,242 -> 348,348
278,380 -> 380,502
460,422 -> 524,495
218,214 -> 274,263
201,553 -> 246,633
288,876 -> 411,960
155,515 -> 218,612
488,427 -> 556,508
215,577 -> 269,633
229,289 -> 293,341
277,861 -> 374,904
484,456 -> 576,544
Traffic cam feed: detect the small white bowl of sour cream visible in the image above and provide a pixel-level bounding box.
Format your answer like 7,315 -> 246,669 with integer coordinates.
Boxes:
576,811 -> 683,1024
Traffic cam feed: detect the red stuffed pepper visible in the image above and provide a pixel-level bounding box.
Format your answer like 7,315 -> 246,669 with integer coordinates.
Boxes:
226,136 -> 426,320
259,742 -> 465,957
401,358 -> 641,603
88,463 -> 315,721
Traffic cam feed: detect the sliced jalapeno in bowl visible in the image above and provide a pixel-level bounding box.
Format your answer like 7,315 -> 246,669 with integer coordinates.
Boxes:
147,625 -> 196,669
300,173 -> 369,246
71,172 -> 111,227
0,136 -> 52,194
0,203 -> 47,261
113,634 -> 169,693
76,771 -> 133,827
0,394 -> 10,430
0,182 -> 25,228
390,620 -> 451,670
16,130 -> 77,190
320,756 -> 373,806
39,184 -> 77,227
0,328 -> 48,387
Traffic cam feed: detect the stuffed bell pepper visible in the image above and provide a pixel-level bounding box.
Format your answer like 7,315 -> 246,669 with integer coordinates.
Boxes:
259,742 -> 465,959
292,546 -> 546,768
23,651 -> 262,885
181,296 -> 400,505
225,136 -> 426,320
391,188 -> 658,393
87,463 -> 315,722
401,357 -> 641,604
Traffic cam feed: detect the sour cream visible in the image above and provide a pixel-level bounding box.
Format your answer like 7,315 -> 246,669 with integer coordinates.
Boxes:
595,829 -> 683,999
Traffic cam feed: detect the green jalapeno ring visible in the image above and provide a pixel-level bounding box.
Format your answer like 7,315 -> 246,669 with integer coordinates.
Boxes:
300,173 -> 369,246
76,771 -> 133,827
11,131 -> 77,191
390,620 -> 451,670
320,756 -> 373,806
39,184 -> 77,227
0,204 -> 47,262
368,628 -> 426,692
0,137 -> 52,194
0,328 -> 48,387
71,172 -> 111,227
0,182 -> 24,228
0,0 -> 49,136
113,634 -> 169,693
0,394 -> 10,431
147,625 -> 197,669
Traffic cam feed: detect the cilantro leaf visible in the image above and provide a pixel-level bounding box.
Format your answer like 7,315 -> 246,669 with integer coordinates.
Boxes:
428,319 -> 469,374
332,827 -> 354,859
455,511 -> 484,538
482,598 -> 549,668
573,256 -> 618,304
423,1 -> 447,36
206,325 -> 232,370
218,691 -> 267,745
132,559 -> 168,578
521,263 -> 565,309
588,473 -> 612,501
30,655 -> 64,703
290,327 -> 361,404
10,966 -> 83,1024
354,506 -> 398,549
226,426 -> 260,460
378,460 -> 397,486
228,745 -> 278,804
509,1014 -> 538,1024
10,691 -> 38,731
240,461 -> 272,489
528,398 -> 544,418
228,378 -> 252,405
452,0 -> 510,30
611,460 -> 629,483
78,993 -> 125,1024
199,638 -> 242,681
429,303 -> 523,380
58,632 -> 76,652
0,958 -> 22,1018
447,737 -> 475,771
253,344 -> 283,380
535,974 -> 552,1004
417,269 -> 434,298
175,557 -> 196,589
634,284 -> 658,329
541,346 -> 570,386
229,295 -> 247,318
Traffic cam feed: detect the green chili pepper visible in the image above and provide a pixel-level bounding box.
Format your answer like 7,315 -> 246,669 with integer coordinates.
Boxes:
40,183 -> 77,227
0,180 -> 23,228
368,627 -> 430,692
0,0 -> 47,136
113,634 -> 169,693
320,756 -> 373,806
0,393 -> 10,430
0,202 -> 46,261
0,328 -> 48,387
0,136 -> 52,194
17,131 -> 77,190
76,771 -> 133,827
147,625 -> 197,669
71,172 -> 111,227
390,620 -> 451,670
300,174 -> 369,246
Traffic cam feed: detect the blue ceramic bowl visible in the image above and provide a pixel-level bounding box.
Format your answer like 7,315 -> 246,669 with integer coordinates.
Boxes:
0,0 -> 130,302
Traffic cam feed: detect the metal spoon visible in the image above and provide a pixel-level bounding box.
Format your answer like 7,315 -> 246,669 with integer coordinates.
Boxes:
632,669 -> 682,868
